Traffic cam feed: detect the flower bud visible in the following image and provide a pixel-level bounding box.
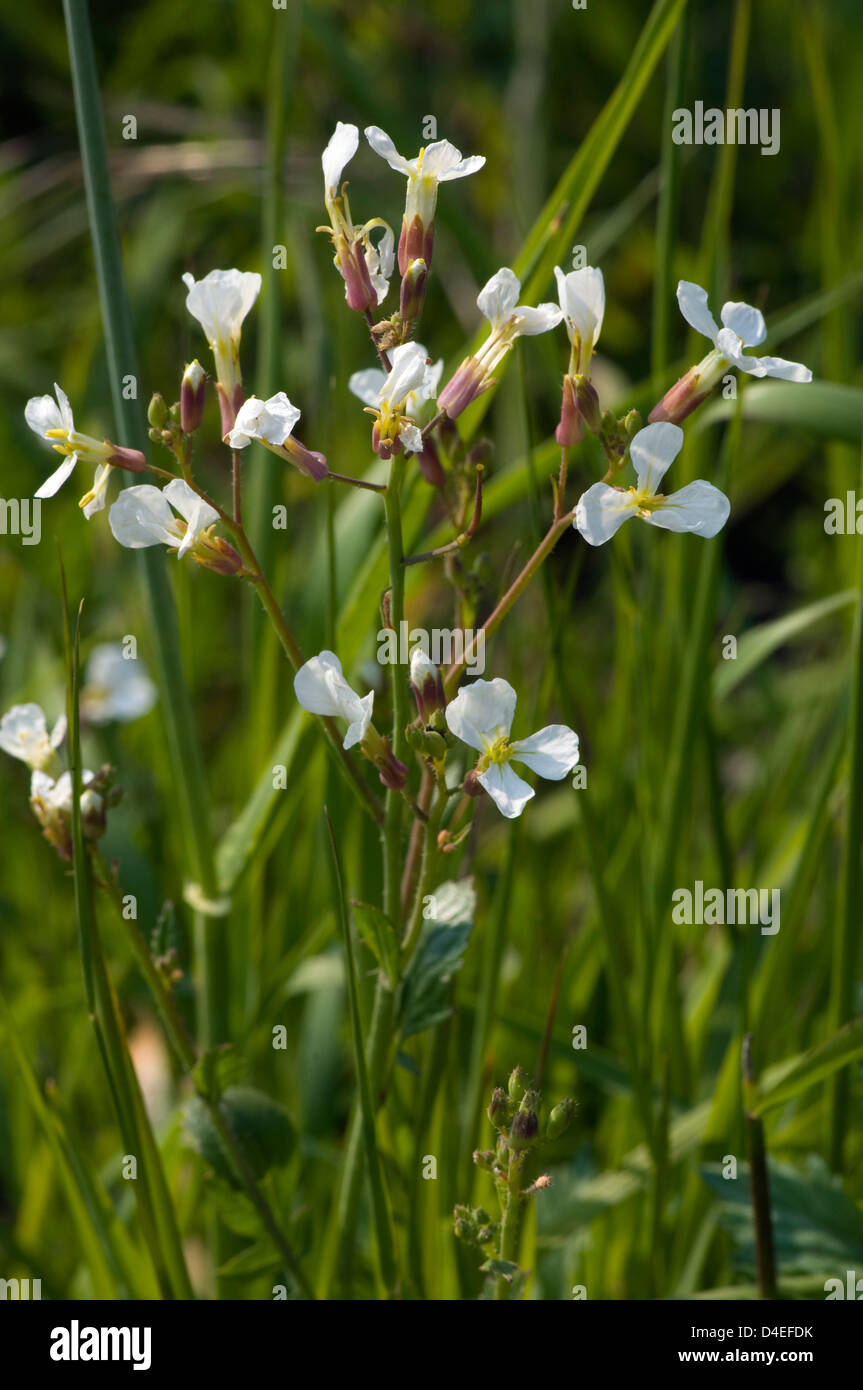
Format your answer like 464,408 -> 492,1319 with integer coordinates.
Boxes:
194,536 -> 244,578
398,213 -> 434,276
181,360 -> 207,434
463,768 -> 485,798
148,393 -> 169,429
647,365 -> 711,425
509,1108 -> 539,1151
555,375 -> 583,448
400,258 -> 428,323
508,1066 -> 528,1103
623,408 -> 642,438
472,1149 -> 497,1172
546,1097 -> 577,1141
574,375 -> 603,435
488,1087 -> 515,1131
416,438 -> 445,487
438,357 -> 488,420
410,647 -> 446,722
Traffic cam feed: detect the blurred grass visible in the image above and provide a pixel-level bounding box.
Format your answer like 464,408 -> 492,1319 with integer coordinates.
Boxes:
1,0 -> 862,1301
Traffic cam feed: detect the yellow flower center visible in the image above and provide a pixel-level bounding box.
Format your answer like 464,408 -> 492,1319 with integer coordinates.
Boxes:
479,734 -> 512,771
628,487 -> 666,518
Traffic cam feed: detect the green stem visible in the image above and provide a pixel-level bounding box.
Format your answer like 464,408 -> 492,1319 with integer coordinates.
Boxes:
495,1155 -> 523,1300
62,0 -> 224,1059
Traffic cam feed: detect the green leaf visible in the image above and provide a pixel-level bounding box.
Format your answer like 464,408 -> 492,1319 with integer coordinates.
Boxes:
697,380 -> 863,444
352,901 -> 400,989
193,1043 -> 248,1101
752,1015 -> 863,1116
183,1085 -> 296,1186
701,1157 -> 863,1276
399,880 -> 476,1040
712,590 -> 857,701
218,1240 -> 284,1279
215,708 -> 305,893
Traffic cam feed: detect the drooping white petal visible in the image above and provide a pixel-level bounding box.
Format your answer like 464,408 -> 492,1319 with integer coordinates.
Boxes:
420,139 -> 485,182
322,121 -> 359,195
574,482 -> 640,547
50,714 -> 67,750
677,280 -> 720,344
54,383 -> 75,432
630,422 -> 684,495
364,126 -> 413,175
25,392 -> 66,439
477,760 -> 534,819
554,265 -> 605,352
421,358 -> 444,400
366,224 -> 394,303
727,345 -> 813,381
445,677 -> 517,751
349,368 -> 387,407
720,300 -> 766,347
515,302 -> 564,336
477,268 -> 521,329
715,327 -> 749,368
512,725 -> 580,780
645,479 -> 731,537
228,393 -> 302,448
109,486 -> 179,549
293,650 -> 373,749
380,342 -> 428,408
398,423 -> 424,453
35,452 -> 79,499
81,463 -> 112,519
163,478 -> 220,531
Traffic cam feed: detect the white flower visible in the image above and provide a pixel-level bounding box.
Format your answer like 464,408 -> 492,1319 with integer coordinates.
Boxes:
349,344 -> 440,455
25,383 -> 115,518
676,280 -> 812,381
321,123 -> 394,310
553,265 -> 605,375
438,269 -> 562,418
0,703 -> 66,772
445,677 -> 579,819
81,644 -> 157,725
226,393 -> 328,480
30,767 -> 104,858
364,126 -> 485,235
182,268 -> 261,397
574,422 -> 730,547
293,650 -> 373,749
109,479 -> 220,558
350,342 -> 434,456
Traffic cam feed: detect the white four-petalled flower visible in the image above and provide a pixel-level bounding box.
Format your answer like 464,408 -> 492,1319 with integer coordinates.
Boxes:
350,344 -> 441,455
554,264 -> 605,376
0,703 -> 66,772
675,281 -> 812,382
574,422 -> 730,547
182,268 -> 262,401
109,479 -> 220,558
227,393 -> 328,480
293,651 -> 374,750
445,677 -> 579,819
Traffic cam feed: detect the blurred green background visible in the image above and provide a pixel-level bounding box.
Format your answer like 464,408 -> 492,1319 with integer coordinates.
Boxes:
1,0 -> 862,1300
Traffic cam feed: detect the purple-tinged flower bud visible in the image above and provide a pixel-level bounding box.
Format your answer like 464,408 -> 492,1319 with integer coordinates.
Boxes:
398,213 -> 435,276
647,365 -> 712,425
488,1087 -> 515,1130
106,443 -> 147,474
282,436 -> 329,482
194,536 -> 244,578
509,1108 -> 539,1151
339,239 -> 379,315
574,374 -> 603,435
415,437 -> 445,487
377,745 -> 408,790
410,647 -> 446,722
438,357 -> 488,420
463,768 -> 485,798
400,257 -> 428,323
181,360 -> 207,434
555,374 -> 583,448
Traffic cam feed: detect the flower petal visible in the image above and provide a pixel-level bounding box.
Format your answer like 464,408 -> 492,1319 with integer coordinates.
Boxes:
421,140 -> 485,181
514,302 -> 564,336
477,268 -> 521,329
183,268 -> 262,345
554,265 -> 605,351
349,368 -> 387,407
645,479 -> 731,537
720,300 -> 766,347
343,691 -> 374,749
364,125 -> 412,175
109,486 -> 178,549
25,392 -> 65,439
477,760 -> 534,819
629,421 -> 684,494
512,725 -> 580,780
322,121 -> 359,195
35,452 -> 78,499
294,651 -> 373,748
677,280 -> 719,344
0,703 -> 49,765
398,423 -> 424,453
228,393 -> 302,448
380,342 -> 428,408
445,677 -> 517,751
574,482 -> 639,546
734,350 -> 812,382
163,478 -> 220,530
